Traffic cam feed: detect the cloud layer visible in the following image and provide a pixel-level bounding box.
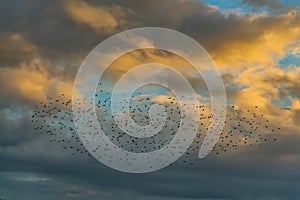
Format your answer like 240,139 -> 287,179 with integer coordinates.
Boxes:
0,0 -> 300,199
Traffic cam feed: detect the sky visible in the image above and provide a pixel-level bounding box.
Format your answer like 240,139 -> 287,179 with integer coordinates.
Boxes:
0,0 -> 300,199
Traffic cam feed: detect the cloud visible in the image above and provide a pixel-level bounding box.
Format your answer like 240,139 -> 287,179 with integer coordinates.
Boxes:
225,65 -> 300,124
241,0 -> 296,14
0,33 -> 36,67
0,59 -> 52,103
0,0 -> 300,199
65,184 -> 99,198
1,123 -> 300,199
11,174 -> 53,183
0,56 -> 76,125
1,0 -> 298,73
63,0 -> 132,34
100,48 -> 199,83
0,107 -> 35,147
181,10 -> 300,69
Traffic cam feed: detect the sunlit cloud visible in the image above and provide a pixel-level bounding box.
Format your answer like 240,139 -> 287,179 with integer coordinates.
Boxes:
63,0 -> 132,34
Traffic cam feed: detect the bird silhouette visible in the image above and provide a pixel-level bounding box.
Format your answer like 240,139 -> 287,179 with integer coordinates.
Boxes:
32,83 -> 286,166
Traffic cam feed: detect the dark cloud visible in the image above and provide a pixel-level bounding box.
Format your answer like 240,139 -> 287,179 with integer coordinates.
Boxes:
0,109 -> 35,147
0,125 -> 300,199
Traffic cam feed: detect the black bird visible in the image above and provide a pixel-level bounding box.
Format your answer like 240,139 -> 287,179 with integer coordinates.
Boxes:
32,84 -> 285,166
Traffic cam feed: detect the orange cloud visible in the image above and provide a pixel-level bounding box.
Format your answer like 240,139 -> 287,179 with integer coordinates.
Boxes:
101,48 -> 197,82
0,33 -> 36,67
206,11 -> 300,69
63,0 -> 130,33
0,59 -> 50,102
0,58 -> 74,103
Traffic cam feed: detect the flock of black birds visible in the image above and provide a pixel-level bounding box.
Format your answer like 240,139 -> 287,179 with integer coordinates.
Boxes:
32,85 -> 286,166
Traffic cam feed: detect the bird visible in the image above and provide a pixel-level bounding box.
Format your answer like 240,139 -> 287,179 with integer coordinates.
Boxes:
32,82 -> 285,166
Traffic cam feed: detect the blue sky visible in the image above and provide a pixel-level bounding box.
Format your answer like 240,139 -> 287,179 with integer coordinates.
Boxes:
206,0 -> 300,14
206,0 -> 300,9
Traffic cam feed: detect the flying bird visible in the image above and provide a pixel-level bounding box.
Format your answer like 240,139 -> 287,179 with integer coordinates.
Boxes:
32,85 -> 285,166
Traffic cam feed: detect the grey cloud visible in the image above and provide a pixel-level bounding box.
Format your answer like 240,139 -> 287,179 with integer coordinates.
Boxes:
0,108 -> 36,147
0,117 -> 300,199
